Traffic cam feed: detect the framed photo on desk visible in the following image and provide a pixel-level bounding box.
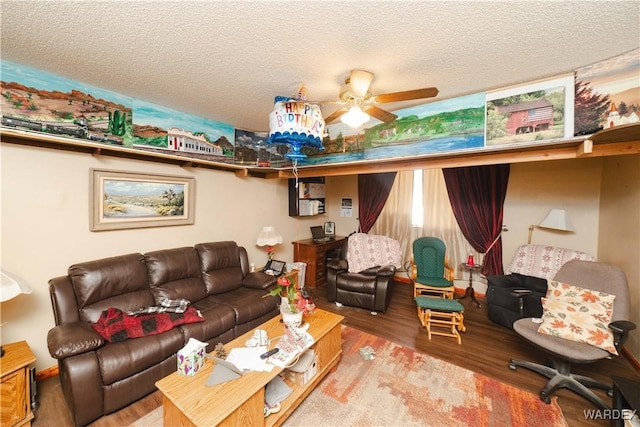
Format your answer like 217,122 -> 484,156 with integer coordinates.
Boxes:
324,221 -> 335,237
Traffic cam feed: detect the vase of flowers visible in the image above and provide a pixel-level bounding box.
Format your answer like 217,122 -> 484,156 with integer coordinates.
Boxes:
264,275 -> 315,327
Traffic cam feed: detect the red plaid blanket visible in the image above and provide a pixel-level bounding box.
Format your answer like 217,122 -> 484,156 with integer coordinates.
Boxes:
92,306 -> 204,343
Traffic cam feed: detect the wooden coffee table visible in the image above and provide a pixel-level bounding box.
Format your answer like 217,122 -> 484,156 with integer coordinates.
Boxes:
156,309 -> 344,427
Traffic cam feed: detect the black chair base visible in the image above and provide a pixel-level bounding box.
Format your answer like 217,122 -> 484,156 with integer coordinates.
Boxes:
509,357 -> 613,410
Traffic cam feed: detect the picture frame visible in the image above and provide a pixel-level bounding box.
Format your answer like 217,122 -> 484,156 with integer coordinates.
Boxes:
324,221 -> 335,236
90,169 -> 195,231
485,75 -> 574,146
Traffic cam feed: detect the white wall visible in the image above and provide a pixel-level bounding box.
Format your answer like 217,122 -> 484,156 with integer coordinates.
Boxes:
325,175 -> 360,237
0,143 -> 315,370
501,158 -> 603,264
3,142 -> 638,370
598,154 -> 640,361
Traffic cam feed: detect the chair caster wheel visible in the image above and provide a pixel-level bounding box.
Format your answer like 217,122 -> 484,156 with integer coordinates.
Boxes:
539,391 -> 551,404
508,362 -> 517,371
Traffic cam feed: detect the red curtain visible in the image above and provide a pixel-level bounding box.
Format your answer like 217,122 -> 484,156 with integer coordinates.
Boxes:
358,172 -> 397,233
442,164 -> 510,276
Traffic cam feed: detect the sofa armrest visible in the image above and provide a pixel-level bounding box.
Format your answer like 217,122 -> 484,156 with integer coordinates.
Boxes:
375,265 -> 396,277
487,273 -> 547,294
47,322 -> 104,359
327,258 -> 348,271
242,272 -> 277,290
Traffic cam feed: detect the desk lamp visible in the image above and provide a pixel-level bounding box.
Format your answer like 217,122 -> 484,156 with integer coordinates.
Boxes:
1,269 -> 32,357
256,226 -> 283,261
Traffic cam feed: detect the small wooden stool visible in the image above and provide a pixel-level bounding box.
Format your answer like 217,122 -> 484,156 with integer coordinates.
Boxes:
415,296 -> 466,344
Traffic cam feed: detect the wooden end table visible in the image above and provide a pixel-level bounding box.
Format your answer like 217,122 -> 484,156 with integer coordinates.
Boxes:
0,341 -> 36,427
156,309 -> 344,427
458,263 -> 482,308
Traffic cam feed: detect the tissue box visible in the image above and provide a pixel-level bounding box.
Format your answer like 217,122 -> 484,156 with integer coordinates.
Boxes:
285,349 -> 317,387
177,338 -> 208,376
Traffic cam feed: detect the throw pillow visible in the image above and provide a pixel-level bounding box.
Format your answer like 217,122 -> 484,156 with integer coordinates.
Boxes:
546,280 -> 616,309
537,297 -> 617,355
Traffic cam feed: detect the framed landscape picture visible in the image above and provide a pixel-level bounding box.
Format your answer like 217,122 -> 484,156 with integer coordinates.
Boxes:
90,169 -> 195,231
485,75 -> 574,146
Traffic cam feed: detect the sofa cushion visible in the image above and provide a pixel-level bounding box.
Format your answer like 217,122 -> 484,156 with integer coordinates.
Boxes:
145,247 -> 208,303
97,326 -> 185,385
68,253 -> 155,323
183,299 -> 238,342
206,287 -> 280,324
196,242 -> 245,294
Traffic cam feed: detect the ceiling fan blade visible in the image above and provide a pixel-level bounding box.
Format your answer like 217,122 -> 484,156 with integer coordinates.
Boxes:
372,87 -> 439,104
324,107 -> 349,124
349,70 -> 374,98
364,105 -> 398,123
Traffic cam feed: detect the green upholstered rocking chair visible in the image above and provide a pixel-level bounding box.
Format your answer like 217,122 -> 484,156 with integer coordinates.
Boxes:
410,237 -> 455,299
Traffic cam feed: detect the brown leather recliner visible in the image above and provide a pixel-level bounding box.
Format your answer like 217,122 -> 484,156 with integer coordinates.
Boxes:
326,235 -> 398,312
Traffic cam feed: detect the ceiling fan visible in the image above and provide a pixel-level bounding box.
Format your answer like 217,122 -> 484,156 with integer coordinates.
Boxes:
320,69 -> 439,127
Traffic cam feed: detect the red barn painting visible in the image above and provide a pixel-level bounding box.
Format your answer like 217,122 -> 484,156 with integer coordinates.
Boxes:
495,99 -> 554,135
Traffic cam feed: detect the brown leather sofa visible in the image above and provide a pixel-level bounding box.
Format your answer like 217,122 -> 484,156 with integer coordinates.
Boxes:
47,241 -> 279,426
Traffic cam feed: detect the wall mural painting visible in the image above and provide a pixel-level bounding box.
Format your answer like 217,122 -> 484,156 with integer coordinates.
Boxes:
574,48 -> 640,136
1,61 -> 133,146
2,48 -> 638,170
363,92 -> 486,160
130,99 -> 234,162
234,129 -> 291,167
485,75 -> 574,147
0,60 -> 235,164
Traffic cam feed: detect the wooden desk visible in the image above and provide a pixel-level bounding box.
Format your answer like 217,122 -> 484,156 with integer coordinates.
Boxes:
292,237 -> 345,288
156,309 -> 344,427
0,341 -> 36,427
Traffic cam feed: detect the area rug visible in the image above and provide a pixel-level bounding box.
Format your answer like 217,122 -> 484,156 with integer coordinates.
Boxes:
131,326 -> 567,427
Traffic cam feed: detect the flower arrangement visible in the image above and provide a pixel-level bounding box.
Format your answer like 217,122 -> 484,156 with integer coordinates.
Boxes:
264,276 -> 315,316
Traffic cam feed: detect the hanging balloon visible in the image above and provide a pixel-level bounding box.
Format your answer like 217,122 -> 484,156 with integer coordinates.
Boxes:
267,96 -> 325,160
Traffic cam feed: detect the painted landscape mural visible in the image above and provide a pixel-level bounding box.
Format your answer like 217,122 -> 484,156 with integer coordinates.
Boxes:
0,60 -> 235,163
574,48 -> 640,136
1,48 -> 638,169
1,63 -> 133,145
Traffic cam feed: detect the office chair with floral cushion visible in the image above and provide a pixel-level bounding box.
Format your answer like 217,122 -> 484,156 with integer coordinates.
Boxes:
509,260 -> 636,409
410,237 -> 455,299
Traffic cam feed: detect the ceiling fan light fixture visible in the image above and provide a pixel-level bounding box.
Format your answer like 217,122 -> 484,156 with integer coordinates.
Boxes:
348,70 -> 374,98
340,105 -> 370,128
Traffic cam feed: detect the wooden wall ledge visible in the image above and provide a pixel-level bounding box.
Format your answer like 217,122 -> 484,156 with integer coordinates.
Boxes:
2,124 -> 638,179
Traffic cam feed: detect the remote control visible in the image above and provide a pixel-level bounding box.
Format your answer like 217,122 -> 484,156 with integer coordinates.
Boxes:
260,348 -> 279,359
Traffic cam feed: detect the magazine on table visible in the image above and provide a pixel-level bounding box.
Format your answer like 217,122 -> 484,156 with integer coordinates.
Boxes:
268,325 -> 315,368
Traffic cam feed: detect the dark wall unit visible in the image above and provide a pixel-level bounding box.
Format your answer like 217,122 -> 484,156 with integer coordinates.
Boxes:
288,177 -> 326,217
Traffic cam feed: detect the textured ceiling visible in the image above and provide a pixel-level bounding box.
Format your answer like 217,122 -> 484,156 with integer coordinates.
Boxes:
1,1 -> 639,133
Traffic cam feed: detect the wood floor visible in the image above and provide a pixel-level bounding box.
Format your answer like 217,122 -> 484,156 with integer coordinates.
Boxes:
33,281 -> 639,427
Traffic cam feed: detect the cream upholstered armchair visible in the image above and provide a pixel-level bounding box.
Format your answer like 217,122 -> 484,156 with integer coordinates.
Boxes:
326,233 -> 402,312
